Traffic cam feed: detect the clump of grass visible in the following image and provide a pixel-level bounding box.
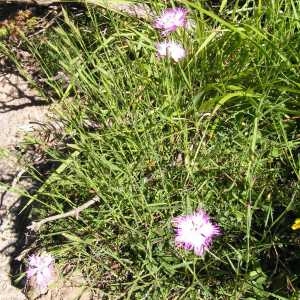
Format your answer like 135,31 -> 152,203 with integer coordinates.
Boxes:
18,1 -> 300,298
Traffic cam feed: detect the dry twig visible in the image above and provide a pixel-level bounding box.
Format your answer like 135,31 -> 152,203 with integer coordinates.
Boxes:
27,195 -> 100,231
0,1 -> 154,21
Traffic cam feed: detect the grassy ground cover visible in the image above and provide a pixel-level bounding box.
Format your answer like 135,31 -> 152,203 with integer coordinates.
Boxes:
8,0 -> 300,298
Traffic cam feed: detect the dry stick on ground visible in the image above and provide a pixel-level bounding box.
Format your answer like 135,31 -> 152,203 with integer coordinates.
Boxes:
27,195 -> 100,232
0,0 -> 58,3
0,1 -> 154,21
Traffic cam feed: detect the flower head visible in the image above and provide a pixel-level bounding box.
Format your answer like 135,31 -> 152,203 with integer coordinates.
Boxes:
156,41 -> 186,62
154,7 -> 188,35
291,218 -> 300,230
172,209 -> 220,256
26,253 -> 55,291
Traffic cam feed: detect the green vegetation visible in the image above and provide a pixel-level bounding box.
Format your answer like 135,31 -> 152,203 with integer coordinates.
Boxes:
7,1 -> 300,298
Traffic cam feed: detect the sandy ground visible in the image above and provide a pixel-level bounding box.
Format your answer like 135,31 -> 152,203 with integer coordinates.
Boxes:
0,73 -> 46,148
0,70 -> 91,299
0,71 -> 47,300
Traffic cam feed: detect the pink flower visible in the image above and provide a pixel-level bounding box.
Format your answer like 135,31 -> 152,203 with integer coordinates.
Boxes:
26,253 -> 55,291
172,210 -> 220,256
156,41 -> 186,62
154,7 -> 188,35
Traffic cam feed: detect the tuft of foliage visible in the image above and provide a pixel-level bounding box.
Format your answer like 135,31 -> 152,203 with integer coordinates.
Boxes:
16,1 -> 300,298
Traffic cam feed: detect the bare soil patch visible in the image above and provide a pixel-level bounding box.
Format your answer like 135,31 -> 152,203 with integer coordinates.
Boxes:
0,67 -> 48,300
